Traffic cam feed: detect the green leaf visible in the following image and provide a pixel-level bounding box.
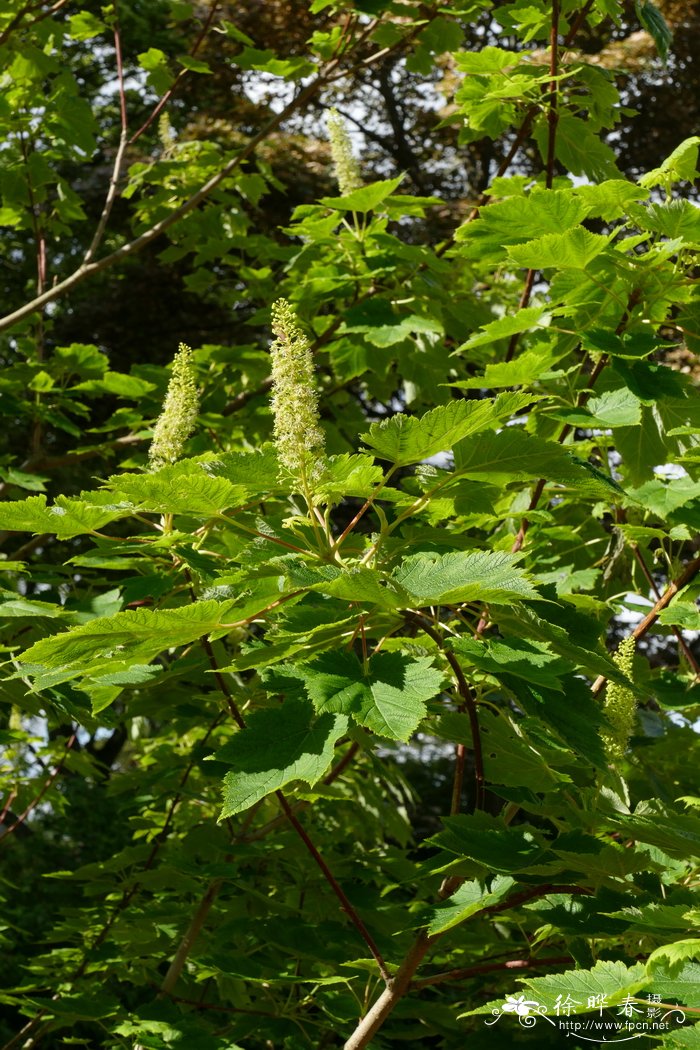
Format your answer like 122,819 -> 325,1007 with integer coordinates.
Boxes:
137,48 -> 174,94
555,387 -> 643,429
0,494 -> 133,539
477,709 -> 570,790
318,176 -> 404,213
109,462 -> 246,516
393,550 -> 538,605
361,393 -> 533,465
454,47 -> 529,73
454,343 -> 563,390
456,190 -> 588,259
640,137 -> 700,188
516,960 -> 648,1014
658,603 -> 700,630
19,600 -> 238,681
68,12 -> 104,40
450,636 -> 569,690
575,180 -> 649,222
647,940 -> 700,979
217,698 -> 348,816
496,604 -> 631,685
177,55 -> 213,74
453,429 -> 621,498
606,811 -> 700,861
428,876 -> 515,935
508,227 -> 611,270
429,811 -> 548,873
635,0 -> 673,61
294,650 -> 444,741
460,306 -> 549,349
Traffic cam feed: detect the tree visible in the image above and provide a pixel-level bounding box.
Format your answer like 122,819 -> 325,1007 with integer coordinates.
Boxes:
1,1 -> 700,1047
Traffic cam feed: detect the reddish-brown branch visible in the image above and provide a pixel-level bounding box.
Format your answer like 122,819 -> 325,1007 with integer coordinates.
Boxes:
591,553 -> 700,696
546,0 -> 560,189
128,1 -> 221,145
276,791 -> 391,983
0,732 -> 76,842
512,289 -> 641,553
617,510 -> 700,677
0,0 -> 69,48
409,613 -> 484,812
413,954 -> 571,989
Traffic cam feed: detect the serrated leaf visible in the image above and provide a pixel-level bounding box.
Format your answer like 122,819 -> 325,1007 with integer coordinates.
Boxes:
456,189 -> 588,259
295,650 -> 443,741
450,636 -> 569,690
508,226 -> 611,270
640,137 -> 700,188
658,603 -> 700,630
361,394 -> 532,466
428,876 -> 515,935
606,812 -> 700,861
453,429 -> 622,498
647,941 -> 700,979
19,600 -> 238,680
0,494 -> 133,539
109,462 -> 245,516
217,698 -> 348,816
635,0 -> 673,61
393,550 -> 538,605
318,176 -> 404,213
519,960 -> 649,1013
429,811 -> 548,873
496,604 -> 632,685
460,306 -> 549,349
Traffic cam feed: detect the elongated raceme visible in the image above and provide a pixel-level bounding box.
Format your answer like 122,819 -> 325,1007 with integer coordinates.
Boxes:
149,343 -> 199,469
326,107 -> 363,196
269,299 -> 326,485
601,637 -> 637,762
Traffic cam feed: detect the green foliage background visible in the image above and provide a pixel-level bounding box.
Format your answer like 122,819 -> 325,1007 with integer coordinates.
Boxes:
1,1 -> 700,1047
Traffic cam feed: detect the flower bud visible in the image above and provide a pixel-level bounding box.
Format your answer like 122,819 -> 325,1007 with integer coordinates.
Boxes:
326,108 -> 363,196
149,343 -> 199,469
269,299 -> 325,484
601,637 -> 637,762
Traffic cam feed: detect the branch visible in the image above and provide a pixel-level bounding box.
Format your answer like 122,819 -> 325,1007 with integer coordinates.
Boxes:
409,613 -> 484,812
413,954 -> 571,990
82,23 -> 128,265
511,289 -> 641,553
545,0 -> 560,190
617,509 -> 700,677
591,552 -> 700,696
343,885 -> 590,1048
0,67 -> 339,333
0,731 -> 76,842
197,621 -> 390,982
128,1 -> 221,146
275,791 -> 391,983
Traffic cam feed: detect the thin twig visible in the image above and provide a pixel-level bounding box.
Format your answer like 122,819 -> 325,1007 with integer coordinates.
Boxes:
408,613 -> 484,812
0,732 -> 76,841
591,553 -> 700,696
413,954 -> 571,989
617,509 -> 700,677
0,17 -> 422,333
276,791 -> 391,983
83,22 -> 128,265
128,1 -> 221,145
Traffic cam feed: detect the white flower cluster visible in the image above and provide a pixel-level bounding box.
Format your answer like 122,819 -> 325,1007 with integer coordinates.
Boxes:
149,343 -> 199,470
269,299 -> 326,484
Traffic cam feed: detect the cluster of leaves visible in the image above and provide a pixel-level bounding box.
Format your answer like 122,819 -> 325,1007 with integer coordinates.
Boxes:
1,1 -> 700,1048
